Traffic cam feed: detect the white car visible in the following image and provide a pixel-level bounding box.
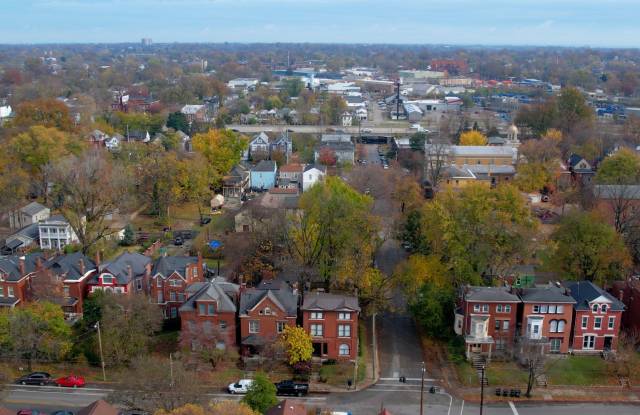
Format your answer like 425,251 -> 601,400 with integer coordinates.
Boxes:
228,379 -> 254,394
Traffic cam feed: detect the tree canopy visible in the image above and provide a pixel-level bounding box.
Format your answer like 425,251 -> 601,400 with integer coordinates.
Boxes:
279,325 -> 313,366
596,148 -> 640,184
242,372 -> 278,414
192,129 -> 249,186
459,130 -> 487,146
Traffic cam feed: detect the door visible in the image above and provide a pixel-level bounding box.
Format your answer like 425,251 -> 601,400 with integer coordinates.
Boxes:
549,338 -> 561,353
527,317 -> 543,340
604,336 -> 613,351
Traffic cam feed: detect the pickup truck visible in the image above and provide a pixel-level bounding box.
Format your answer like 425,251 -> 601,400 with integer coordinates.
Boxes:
274,380 -> 309,397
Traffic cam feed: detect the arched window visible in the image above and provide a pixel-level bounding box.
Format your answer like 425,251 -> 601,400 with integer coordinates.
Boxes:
339,344 -> 350,356
549,320 -> 558,333
557,320 -> 566,332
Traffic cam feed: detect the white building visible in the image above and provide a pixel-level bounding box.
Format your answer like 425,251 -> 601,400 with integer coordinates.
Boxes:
9,202 -> 50,230
228,78 -> 259,90
302,165 -> 326,192
38,215 -> 79,251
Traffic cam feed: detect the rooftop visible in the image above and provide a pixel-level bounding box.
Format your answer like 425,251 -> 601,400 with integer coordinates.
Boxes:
302,291 -> 360,312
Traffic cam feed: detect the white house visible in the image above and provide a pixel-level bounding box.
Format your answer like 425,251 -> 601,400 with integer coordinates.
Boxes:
105,135 -> 121,151
246,131 -> 271,160
228,78 -> 259,91
9,202 -> 50,230
302,165 -> 326,192
38,215 -> 79,251
341,112 -> 353,127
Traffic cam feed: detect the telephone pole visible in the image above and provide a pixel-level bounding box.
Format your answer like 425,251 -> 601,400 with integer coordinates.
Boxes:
420,361 -> 426,415
95,321 -> 106,381
480,365 -> 485,415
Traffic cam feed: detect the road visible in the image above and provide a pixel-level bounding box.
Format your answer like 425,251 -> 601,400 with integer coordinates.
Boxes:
226,124 -> 412,135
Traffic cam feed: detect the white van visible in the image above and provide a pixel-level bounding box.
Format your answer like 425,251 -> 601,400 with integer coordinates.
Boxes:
228,379 -> 254,394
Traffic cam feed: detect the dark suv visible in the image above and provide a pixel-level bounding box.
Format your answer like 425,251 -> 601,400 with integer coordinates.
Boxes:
274,380 -> 309,397
16,372 -> 52,385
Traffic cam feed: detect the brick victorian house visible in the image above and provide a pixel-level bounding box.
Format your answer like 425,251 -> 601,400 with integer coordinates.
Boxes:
239,280 -> 298,355
179,279 -> 240,350
150,255 -> 204,319
301,292 -> 360,360
86,252 -> 151,294
42,252 -> 96,319
454,286 -> 520,361
0,253 -> 43,307
565,281 -> 625,353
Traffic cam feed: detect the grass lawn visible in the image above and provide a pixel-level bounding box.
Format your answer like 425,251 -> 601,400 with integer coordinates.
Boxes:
545,356 -> 614,386
454,362 -> 479,386
486,361 -> 529,386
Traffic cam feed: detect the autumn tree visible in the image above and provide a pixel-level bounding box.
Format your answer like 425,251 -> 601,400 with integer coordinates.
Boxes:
0,302 -> 72,370
9,126 -> 83,202
556,87 -> 593,134
50,150 -> 131,254
424,140 -> 451,187
596,148 -> 640,185
156,402 -> 259,415
279,325 -> 313,366
546,211 -> 631,284
12,98 -> 74,131
192,129 -> 249,186
0,151 -> 29,215
317,147 -> 337,166
242,373 -> 278,414
515,162 -> 553,193
459,130 -> 487,146
109,355 -> 203,412
320,94 -> 347,125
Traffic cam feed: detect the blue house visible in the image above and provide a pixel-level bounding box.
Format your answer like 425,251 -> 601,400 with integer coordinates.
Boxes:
250,160 -> 277,191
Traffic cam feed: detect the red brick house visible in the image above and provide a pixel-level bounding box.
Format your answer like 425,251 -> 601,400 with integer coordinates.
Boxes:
239,280 -> 299,355
453,286 -> 520,361
150,254 -> 204,319
565,281 -> 625,353
0,253 -> 44,307
301,292 -> 360,360
86,252 -> 151,295
518,285 -> 576,354
42,252 -> 96,319
179,279 -> 240,350
609,279 -> 640,334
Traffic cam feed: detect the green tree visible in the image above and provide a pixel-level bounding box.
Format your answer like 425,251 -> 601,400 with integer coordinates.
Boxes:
409,282 -> 455,339
596,148 -> 640,184
320,95 -> 347,125
410,132 -> 427,152
192,129 -> 249,186
0,302 -> 72,371
121,224 -> 135,246
515,162 -> 553,193
282,78 -> 304,98
556,87 -> 593,134
279,325 -> 313,366
546,211 -> 631,284
242,372 -> 278,414
167,111 -> 190,134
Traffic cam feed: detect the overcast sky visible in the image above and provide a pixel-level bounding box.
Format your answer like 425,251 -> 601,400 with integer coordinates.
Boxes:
2,0 -> 639,47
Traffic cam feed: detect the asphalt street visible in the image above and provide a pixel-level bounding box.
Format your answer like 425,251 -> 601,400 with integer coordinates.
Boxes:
227,124 -> 412,135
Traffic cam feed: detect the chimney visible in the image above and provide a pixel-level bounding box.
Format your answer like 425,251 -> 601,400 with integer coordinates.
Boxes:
18,256 -> 25,276
94,251 -> 101,267
619,289 -> 625,302
127,265 -> 133,281
78,259 -> 85,276
36,257 -> 43,271
292,281 -> 299,296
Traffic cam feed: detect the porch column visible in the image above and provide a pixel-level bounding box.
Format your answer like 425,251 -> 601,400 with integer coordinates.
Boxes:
488,342 -> 493,362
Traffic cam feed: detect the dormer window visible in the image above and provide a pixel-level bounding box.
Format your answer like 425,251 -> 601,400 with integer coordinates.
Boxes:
101,274 -> 114,285
601,304 -> 608,313
260,307 -> 273,315
198,302 -> 216,316
592,304 -> 599,312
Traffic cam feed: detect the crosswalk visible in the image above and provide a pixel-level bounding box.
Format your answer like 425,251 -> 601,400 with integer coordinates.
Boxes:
366,377 -> 440,393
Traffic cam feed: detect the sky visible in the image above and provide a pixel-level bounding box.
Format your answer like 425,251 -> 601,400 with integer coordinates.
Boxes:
1,0 -> 639,47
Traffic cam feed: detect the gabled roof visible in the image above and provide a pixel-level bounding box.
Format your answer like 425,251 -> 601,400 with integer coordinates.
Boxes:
45,252 -> 96,281
77,400 -> 119,415
20,201 -> 48,216
250,131 -> 271,145
152,256 -> 198,279
280,163 -> 304,173
253,160 -> 277,172
265,399 -> 306,415
0,253 -> 45,281
93,252 -> 151,285
463,286 -> 520,303
519,285 -> 577,304
564,280 -> 625,311
180,280 -> 239,313
568,153 -> 586,168
304,164 -> 326,173
239,282 -> 298,317
302,291 -> 360,312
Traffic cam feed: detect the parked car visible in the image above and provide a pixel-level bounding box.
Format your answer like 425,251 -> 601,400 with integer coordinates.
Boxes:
228,379 -> 254,394
361,128 -> 372,133
199,216 -> 212,225
54,375 -> 86,388
16,372 -> 51,386
173,236 -> 184,246
275,380 -> 309,397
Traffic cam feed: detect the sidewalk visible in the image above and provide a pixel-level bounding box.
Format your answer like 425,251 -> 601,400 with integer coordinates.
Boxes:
454,385 -> 640,404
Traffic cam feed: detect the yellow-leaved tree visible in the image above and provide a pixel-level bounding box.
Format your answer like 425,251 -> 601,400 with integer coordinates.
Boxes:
279,325 -> 313,366
192,129 -> 249,186
155,402 -> 258,415
459,130 -> 487,146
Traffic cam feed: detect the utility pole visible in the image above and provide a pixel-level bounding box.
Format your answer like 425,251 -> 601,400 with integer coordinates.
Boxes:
480,365 -> 485,415
169,353 -> 174,387
95,321 -> 106,381
420,361 -> 426,415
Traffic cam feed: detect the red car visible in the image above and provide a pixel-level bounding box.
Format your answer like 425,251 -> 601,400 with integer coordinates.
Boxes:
54,375 -> 86,388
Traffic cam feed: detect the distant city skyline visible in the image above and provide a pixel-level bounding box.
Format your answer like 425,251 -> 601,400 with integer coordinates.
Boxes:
2,0 -> 639,48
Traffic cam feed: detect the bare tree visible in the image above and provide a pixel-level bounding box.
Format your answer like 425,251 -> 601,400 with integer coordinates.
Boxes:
424,140 -> 451,188
594,185 -> 640,261
518,340 -> 547,398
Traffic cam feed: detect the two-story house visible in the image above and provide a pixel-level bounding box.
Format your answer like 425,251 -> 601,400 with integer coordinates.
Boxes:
222,164 -> 251,199
42,252 -> 96,319
9,202 -> 50,230
564,281 -> 625,353
270,134 -> 292,161
278,164 -> 304,189
301,292 -> 360,360
518,285 -> 576,354
38,215 -> 79,251
86,252 -> 151,295
251,160 -> 278,191
179,279 -> 240,350
0,253 -> 43,307
247,132 -> 271,160
454,286 -> 520,361
302,165 -> 326,192
150,255 -> 205,319
239,280 -> 299,356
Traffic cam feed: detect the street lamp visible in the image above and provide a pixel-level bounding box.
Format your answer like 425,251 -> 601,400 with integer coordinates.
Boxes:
480,365 -> 486,415
420,361 -> 426,415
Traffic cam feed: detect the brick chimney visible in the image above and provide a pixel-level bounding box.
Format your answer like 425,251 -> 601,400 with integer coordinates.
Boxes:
78,259 -> 85,276
36,257 -> 43,271
94,251 -> 101,267
18,257 -> 25,276
127,265 -> 133,281
619,289 -> 625,302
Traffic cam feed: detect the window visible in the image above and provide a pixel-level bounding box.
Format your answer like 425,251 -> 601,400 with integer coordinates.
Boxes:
177,293 -> 184,302
310,324 -> 323,337
169,280 -> 181,287
170,292 -> 176,301
310,312 -> 324,320
136,278 -> 143,291
338,312 -> 351,320
101,275 -> 113,284
549,305 -> 557,314
156,278 -> 162,288
540,305 -> 548,313
208,304 -> 215,315
339,344 -> 350,356
505,305 -> 511,313
198,303 -> 205,315
608,316 -> 615,330
583,335 -> 595,349
550,320 -> 558,333
473,304 -> 480,312
594,317 -> 602,329
482,304 -> 489,312
503,320 -> 510,330
533,305 -> 540,313
550,338 -> 561,353
157,292 -> 164,303
581,316 -> 588,329
63,286 -> 70,298
601,304 -> 608,313
277,321 -> 286,333
7,286 -> 14,298
338,324 -> 351,337
220,320 -> 227,330
170,308 -> 177,318
0,286 -> 3,297
495,320 -> 501,330
496,304 -> 502,312
592,304 -> 599,312
557,320 -> 565,332
249,320 -> 260,334
261,307 -> 273,315
198,303 -> 216,316
556,305 -> 564,314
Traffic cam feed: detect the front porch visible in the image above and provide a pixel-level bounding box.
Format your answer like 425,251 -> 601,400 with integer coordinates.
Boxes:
465,335 -> 495,362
